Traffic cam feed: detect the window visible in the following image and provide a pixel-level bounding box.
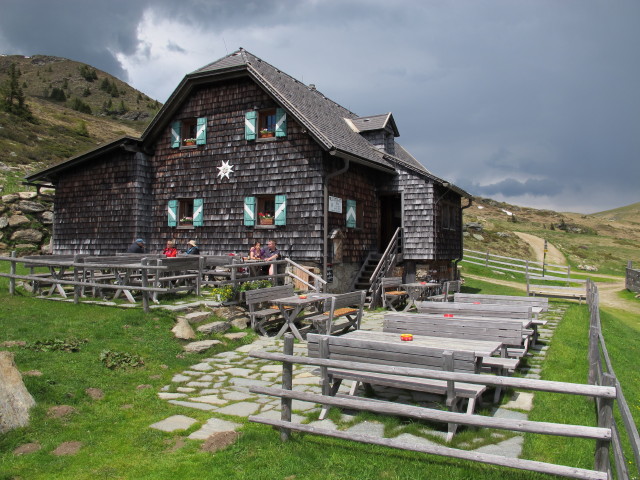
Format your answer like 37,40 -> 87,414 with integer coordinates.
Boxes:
168,198 -> 203,227
245,108 -> 287,140
244,195 -> 286,227
441,203 -> 457,231
171,117 -> 207,148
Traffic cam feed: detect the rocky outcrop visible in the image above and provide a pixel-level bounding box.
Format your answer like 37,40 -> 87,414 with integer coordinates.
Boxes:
0,351 -> 36,433
0,189 -> 54,255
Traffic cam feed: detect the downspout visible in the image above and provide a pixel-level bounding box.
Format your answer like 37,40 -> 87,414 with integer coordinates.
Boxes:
323,151 -> 350,282
453,197 -> 474,277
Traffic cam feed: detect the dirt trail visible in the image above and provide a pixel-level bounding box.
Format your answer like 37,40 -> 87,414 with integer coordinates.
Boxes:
514,232 -> 566,266
472,233 -> 640,314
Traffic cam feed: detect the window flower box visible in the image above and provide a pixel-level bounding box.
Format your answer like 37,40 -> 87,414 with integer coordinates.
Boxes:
259,212 -> 274,225
183,138 -> 197,146
259,129 -> 274,138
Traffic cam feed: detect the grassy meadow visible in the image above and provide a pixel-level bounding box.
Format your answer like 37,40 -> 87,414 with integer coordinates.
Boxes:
0,264 -> 638,479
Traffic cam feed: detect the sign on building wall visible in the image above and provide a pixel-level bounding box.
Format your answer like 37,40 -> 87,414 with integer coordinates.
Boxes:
329,196 -> 342,213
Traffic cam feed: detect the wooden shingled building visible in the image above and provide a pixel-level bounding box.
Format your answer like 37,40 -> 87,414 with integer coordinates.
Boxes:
25,48 -> 472,294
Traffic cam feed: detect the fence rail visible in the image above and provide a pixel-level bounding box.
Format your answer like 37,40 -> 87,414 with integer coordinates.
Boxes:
462,248 -> 572,279
587,279 -> 640,479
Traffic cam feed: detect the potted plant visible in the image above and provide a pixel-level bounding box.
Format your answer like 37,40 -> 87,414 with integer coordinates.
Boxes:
179,216 -> 193,225
259,128 -> 274,138
183,138 -> 197,146
258,212 -> 274,225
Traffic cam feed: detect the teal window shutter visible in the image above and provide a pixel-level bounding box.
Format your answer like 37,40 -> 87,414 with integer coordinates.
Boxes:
245,111 -> 256,140
196,118 -> 207,145
275,194 -> 287,225
244,196 -> 256,226
168,200 -> 178,227
171,121 -> 181,148
346,199 -> 356,228
193,198 -> 204,226
275,108 -> 287,137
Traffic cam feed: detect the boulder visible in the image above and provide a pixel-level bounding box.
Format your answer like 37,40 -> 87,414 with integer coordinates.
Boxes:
172,318 -> 196,340
8,215 -> 29,227
0,351 -> 36,434
17,192 -> 38,200
184,311 -> 212,324
196,321 -> 231,334
230,317 -> 249,329
17,201 -> 46,214
183,340 -> 222,353
39,211 -> 54,224
0,216 -> 8,229
11,229 -> 43,243
1,194 -> 19,204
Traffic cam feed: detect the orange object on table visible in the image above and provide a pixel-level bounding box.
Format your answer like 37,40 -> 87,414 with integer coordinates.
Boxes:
400,333 -> 413,341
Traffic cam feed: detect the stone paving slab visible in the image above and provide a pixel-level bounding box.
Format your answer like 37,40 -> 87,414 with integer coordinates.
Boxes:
150,415 -> 197,432
188,418 -> 241,440
151,304 -> 563,459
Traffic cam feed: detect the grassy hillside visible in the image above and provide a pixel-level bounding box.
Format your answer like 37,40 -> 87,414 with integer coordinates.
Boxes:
0,54 -> 161,192
462,197 -> 640,276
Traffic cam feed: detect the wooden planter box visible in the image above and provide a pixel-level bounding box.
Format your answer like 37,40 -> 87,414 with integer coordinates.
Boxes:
260,218 -> 274,225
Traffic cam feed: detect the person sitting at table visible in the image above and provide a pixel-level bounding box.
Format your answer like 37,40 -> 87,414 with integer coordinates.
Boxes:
185,240 -> 200,255
248,241 -> 263,260
127,238 -> 145,253
163,239 -> 178,257
263,239 -> 281,276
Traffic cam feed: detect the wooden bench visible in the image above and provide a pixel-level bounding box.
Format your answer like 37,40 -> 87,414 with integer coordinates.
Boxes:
307,332 -> 486,440
381,277 -> 408,311
454,292 -> 548,311
414,302 -> 534,357
244,285 -> 295,335
427,280 -> 461,302
151,257 -> 203,300
527,275 -> 587,303
308,290 -> 365,334
383,312 -> 522,402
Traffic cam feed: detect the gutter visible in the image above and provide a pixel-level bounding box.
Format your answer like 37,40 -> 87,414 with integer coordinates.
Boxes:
323,150 -> 350,283
454,197 -> 475,276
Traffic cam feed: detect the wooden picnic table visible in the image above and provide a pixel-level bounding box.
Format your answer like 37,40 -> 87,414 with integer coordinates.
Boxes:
401,282 -> 440,311
273,293 -> 336,341
341,329 -> 502,359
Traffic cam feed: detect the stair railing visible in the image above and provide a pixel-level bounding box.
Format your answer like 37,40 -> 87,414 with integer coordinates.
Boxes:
369,227 -> 403,308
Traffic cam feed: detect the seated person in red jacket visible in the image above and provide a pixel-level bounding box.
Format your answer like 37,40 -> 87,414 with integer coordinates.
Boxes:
163,239 -> 178,257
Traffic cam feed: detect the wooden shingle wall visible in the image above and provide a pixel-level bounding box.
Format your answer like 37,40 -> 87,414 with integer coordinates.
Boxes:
325,157 -> 380,263
52,149 -> 150,254
149,79 -> 326,258
393,166 -> 462,262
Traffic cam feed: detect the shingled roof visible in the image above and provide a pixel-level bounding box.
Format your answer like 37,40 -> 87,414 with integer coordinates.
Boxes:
27,48 -> 470,197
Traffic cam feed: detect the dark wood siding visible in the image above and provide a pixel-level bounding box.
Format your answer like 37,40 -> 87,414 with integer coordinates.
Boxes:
326,158 -> 381,263
148,79 -> 326,257
52,150 -> 151,254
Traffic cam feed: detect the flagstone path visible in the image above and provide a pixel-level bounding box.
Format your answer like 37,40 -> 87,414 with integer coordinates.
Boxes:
152,304 -> 567,456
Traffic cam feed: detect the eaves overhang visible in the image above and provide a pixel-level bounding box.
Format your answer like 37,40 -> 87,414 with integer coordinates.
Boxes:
24,136 -> 142,186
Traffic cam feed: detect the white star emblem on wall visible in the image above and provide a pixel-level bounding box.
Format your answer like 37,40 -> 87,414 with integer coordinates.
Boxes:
217,160 -> 234,180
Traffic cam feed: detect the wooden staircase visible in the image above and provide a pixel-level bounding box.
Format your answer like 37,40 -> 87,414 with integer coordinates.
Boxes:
351,227 -> 403,307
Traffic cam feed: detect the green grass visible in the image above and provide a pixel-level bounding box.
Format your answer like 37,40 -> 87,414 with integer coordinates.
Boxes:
1,267 -> 638,479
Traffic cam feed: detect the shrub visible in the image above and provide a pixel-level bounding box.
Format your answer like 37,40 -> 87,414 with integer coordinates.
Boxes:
99,350 -> 145,369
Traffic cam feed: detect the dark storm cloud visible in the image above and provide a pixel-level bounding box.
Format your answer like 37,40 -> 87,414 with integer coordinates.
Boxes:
0,0 -> 638,213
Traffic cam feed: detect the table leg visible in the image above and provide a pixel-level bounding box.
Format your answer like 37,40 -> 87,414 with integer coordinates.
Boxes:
274,306 -> 305,341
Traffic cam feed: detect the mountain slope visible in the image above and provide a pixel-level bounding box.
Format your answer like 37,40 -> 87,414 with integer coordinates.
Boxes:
0,54 -> 161,191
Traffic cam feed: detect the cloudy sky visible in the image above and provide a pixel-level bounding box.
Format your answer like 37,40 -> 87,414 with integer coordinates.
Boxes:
1,0 -> 638,214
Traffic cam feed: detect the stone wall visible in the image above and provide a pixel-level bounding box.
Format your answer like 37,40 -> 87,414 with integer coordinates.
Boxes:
626,261 -> 640,293
0,190 -> 54,255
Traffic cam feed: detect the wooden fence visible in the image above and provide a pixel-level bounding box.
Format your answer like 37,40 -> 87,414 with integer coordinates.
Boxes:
462,248 -> 572,279
0,253 -> 325,312
248,282 -> 640,479
587,279 -> 640,479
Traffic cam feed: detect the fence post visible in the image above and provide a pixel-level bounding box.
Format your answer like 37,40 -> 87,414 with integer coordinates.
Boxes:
141,258 -> 150,313
484,251 -> 489,267
280,333 -> 294,441
594,373 -> 615,475
9,251 -> 16,295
